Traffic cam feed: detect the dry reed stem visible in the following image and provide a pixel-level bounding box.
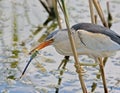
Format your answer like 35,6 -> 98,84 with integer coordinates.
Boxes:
53,0 -> 62,29
92,0 -> 109,64
61,0 -> 87,93
90,0 -> 109,92
92,0 -> 108,27
89,0 -> 95,24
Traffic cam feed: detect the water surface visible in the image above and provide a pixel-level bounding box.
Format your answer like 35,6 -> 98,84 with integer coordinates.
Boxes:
0,0 -> 120,93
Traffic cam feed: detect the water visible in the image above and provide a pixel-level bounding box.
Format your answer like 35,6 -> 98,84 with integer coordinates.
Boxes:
0,0 -> 120,93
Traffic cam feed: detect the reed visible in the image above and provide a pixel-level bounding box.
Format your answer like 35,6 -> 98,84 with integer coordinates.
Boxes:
53,0 -> 62,29
92,0 -> 113,68
107,2 -> 113,28
33,0 -> 57,35
60,0 -> 87,93
92,0 -> 108,27
89,0 -> 95,24
89,0 -> 113,92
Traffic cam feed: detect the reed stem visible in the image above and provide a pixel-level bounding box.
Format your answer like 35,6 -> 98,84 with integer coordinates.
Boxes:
92,0 -> 109,66
89,0 -> 95,24
53,0 -> 62,29
61,0 -> 87,93
92,0 -> 108,27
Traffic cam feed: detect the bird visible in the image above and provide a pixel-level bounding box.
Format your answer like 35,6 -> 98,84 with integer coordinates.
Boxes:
21,23 -> 120,93
30,23 -> 120,57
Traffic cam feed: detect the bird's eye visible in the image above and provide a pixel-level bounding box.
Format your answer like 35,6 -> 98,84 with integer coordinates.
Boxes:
49,38 -> 54,42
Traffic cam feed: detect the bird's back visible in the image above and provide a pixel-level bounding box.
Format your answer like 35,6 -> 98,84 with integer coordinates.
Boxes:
45,23 -> 120,57
72,23 -> 120,45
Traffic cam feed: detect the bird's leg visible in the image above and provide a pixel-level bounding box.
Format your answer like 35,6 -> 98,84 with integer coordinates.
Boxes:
58,56 -> 69,69
97,57 -> 108,93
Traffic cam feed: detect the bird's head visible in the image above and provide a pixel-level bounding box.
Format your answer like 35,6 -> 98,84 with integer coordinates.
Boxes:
29,30 -> 59,54
20,29 -> 67,78
20,31 -> 59,78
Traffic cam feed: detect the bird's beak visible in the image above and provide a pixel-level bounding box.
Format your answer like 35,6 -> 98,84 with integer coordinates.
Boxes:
29,39 -> 54,54
20,39 -> 54,78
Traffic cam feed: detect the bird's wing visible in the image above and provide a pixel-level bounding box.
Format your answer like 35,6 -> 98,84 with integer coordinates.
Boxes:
72,23 -> 120,45
77,30 -> 120,52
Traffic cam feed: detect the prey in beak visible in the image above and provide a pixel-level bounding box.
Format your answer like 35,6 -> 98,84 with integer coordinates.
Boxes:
20,39 -> 54,78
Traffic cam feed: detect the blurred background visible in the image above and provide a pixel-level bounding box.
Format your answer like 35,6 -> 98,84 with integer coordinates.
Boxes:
0,0 -> 120,93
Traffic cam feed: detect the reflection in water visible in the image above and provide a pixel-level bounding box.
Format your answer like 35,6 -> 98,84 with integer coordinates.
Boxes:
0,0 -> 120,93
55,56 -> 70,93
